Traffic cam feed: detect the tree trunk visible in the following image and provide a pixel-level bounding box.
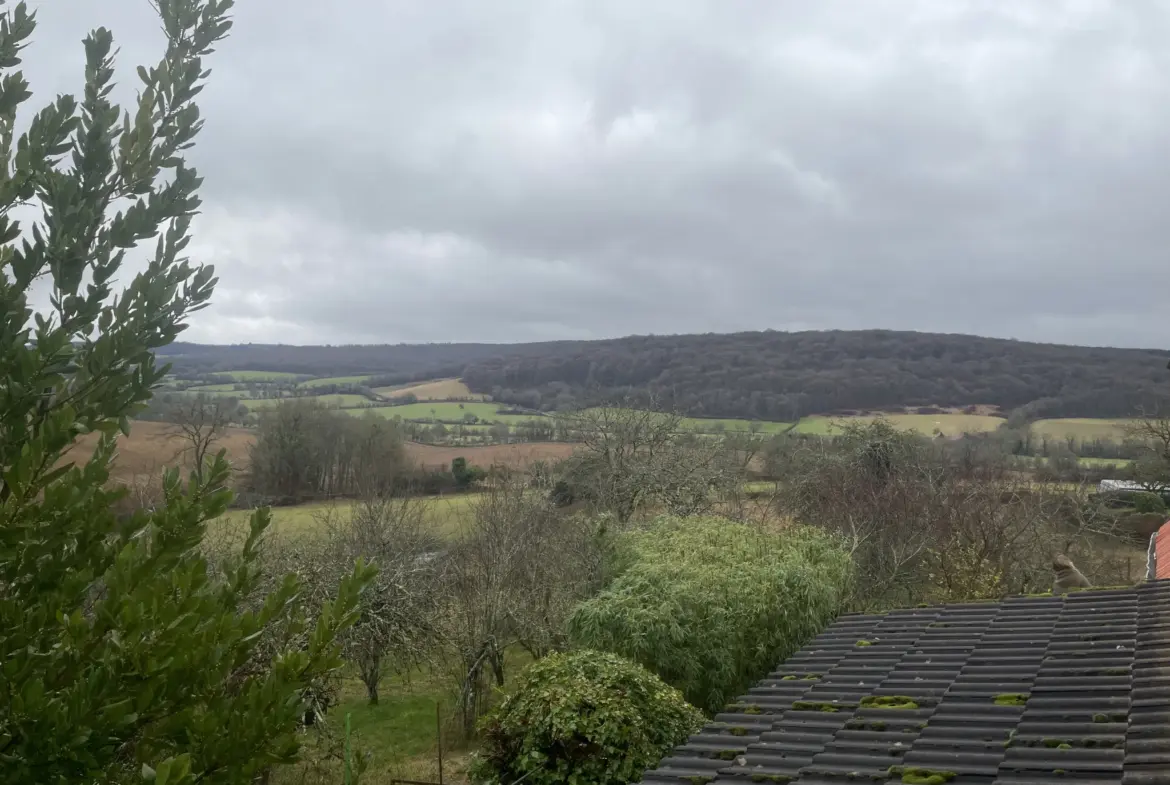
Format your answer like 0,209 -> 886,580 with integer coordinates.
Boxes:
358,651 -> 382,705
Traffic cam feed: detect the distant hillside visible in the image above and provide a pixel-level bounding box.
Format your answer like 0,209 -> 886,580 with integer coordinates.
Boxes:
157,340 -> 575,384
460,330 -> 1170,420
160,330 -> 1170,420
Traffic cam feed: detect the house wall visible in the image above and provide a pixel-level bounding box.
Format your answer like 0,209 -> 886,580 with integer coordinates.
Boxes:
1157,521 -> 1170,580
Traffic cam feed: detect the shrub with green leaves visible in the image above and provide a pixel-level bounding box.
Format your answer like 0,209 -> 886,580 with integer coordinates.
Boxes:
470,650 -> 703,785
1131,491 -> 1167,515
568,516 -> 852,712
0,2 -> 372,783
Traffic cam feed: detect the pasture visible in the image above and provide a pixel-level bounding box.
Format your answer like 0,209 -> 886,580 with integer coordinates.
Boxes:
215,493 -> 478,541
72,420 -> 570,484
187,383 -> 243,392
356,401 -> 532,422
794,413 -> 1006,436
242,394 -> 371,410
1031,418 -> 1135,442
298,374 -> 375,388
218,370 -> 301,382
376,378 -> 486,401
678,416 -> 794,433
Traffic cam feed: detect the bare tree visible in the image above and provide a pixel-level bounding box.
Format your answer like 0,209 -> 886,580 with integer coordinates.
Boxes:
777,418 -> 1139,610
441,473 -> 602,738
166,392 -> 236,479
554,400 -> 747,523
316,495 -> 442,704
1124,401 -> 1170,491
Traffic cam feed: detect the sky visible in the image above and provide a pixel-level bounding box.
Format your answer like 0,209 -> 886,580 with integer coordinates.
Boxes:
22,0 -> 1170,348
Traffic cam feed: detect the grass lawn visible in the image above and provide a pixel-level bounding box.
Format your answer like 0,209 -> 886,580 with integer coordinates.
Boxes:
215,494 -> 479,541
1031,418 -> 1136,442
299,374 -> 375,388
242,394 -> 372,410
274,647 -> 535,785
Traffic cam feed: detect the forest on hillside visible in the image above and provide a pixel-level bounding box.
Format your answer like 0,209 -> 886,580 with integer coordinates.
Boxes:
460,330 -> 1170,420
156,340 -> 577,383
160,330 -> 1170,420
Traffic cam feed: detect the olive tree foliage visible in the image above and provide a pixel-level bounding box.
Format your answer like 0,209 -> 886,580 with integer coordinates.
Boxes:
568,516 -> 852,713
442,474 -> 604,739
777,419 -> 1135,610
554,403 -> 748,523
0,3 -> 373,783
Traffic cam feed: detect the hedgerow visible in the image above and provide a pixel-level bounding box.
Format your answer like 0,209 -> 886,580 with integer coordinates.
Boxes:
469,650 -> 703,785
567,516 -> 852,712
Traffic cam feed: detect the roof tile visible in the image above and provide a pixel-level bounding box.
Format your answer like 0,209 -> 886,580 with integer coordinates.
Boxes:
641,580 -> 1170,785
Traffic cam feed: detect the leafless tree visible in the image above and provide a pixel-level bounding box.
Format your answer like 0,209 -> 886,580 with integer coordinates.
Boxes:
166,392 -> 235,479
1124,401 -> 1170,491
554,400 -> 748,523
313,495 -> 442,705
777,419 -> 1139,610
440,473 -> 602,738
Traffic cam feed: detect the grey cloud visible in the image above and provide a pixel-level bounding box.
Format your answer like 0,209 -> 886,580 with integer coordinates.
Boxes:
21,0 -> 1170,348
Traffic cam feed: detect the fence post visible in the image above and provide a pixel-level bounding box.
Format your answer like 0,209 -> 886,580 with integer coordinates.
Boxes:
437,701 -> 444,785
344,712 -> 353,785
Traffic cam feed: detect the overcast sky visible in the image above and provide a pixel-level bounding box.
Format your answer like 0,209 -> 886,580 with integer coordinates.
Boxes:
23,1 -> 1170,348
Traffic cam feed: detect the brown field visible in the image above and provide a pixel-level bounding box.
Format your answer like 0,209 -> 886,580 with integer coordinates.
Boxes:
374,378 -> 485,401
406,441 -> 578,470
64,420 -> 575,481
64,420 -> 257,482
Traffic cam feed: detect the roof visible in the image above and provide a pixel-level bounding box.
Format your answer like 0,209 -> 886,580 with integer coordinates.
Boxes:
640,580 -> 1170,785
1156,523 -> 1170,581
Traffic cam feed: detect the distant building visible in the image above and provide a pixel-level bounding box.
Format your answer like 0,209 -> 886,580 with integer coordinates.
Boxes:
1098,479 -> 1148,493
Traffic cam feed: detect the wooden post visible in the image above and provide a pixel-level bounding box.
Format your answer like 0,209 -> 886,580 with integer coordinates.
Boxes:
436,701 -> 444,785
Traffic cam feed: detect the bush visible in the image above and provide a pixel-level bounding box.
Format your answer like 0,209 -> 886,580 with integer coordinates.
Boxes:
1132,491 -> 1167,515
470,650 -> 703,785
567,516 -> 852,712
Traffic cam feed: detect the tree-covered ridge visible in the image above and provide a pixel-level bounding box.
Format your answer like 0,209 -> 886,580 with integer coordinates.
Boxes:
159,330 -> 1168,420
461,329 -> 1170,420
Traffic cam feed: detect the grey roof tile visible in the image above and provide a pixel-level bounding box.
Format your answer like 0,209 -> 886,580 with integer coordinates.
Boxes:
640,580 -> 1170,785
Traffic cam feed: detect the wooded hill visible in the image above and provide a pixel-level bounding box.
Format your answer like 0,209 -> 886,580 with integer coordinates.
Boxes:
160,330 -> 1170,420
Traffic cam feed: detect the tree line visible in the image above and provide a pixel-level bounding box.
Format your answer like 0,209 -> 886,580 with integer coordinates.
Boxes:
461,329 -> 1170,420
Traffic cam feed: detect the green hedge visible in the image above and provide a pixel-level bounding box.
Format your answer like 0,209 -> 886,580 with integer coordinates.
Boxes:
470,650 -> 703,785
567,516 -> 852,712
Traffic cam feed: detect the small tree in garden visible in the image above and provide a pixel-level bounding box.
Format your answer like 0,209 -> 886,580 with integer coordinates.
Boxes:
0,3 -> 372,783
470,650 -> 704,785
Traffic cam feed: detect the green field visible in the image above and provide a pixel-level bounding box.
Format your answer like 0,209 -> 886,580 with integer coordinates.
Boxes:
352,401 -> 536,423
218,370 -> 301,382
298,374 -> 374,388
216,494 -> 478,541
242,394 -> 372,410
1013,455 -> 1134,469
1031,418 -> 1135,442
793,413 -> 1006,436
678,416 -> 794,433
189,383 -> 241,392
